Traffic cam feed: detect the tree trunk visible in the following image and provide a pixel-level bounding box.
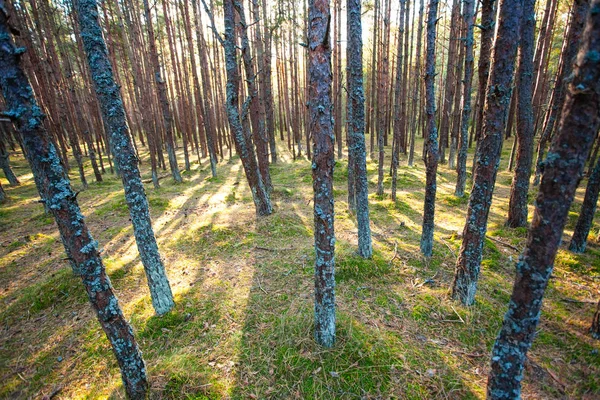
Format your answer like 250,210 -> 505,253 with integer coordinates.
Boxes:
420,0 -> 439,257
347,0 -> 373,259
506,0 -> 536,228
309,0 -> 336,348
487,3 -> 600,395
569,155 -> 600,253
439,1 -> 460,168
391,0 -> 406,200
0,9 -> 148,397
0,133 -> 19,186
142,0 -> 182,183
234,0 -> 272,192
592,300 -> 600,339
451,0 -> 523,305
214,0 -> 272,217
408,0 -> 424,167
455,0 -> 476,197
533,0 -> 590,185
473,0 -> 497,145
76,0 -> 175,315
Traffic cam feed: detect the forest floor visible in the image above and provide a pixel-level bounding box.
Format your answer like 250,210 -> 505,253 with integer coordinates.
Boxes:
0,136 -> 599,399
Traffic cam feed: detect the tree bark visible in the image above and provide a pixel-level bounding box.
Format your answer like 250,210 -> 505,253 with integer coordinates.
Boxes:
420,0 -> 439,257
505,0 -> 536,227
455,0 -> 476,197
0,8 -> 148,397
214,0 -> 273,217
0,132 -> 19,186
451,0 -> 523,305
473,0 -> 497,146
408,0 -> 424,167
234,0 -> 272,192
347,0 -> 373,259
569,154 -> 600,253
592,300 -> 600,339
439,0 -> 460,167
142,0 -> 182,183
487,2 -> 600,395
76,0 -> 175,315
309,0 -> 336,347
533,0 -> 590,185
391,0 -> 406,200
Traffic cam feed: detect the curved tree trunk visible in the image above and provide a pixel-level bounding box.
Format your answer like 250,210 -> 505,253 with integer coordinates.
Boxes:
215,0 -> 273,217
76,0 -> 175,315
0,9 -> 148,397
487,3 -> 600,395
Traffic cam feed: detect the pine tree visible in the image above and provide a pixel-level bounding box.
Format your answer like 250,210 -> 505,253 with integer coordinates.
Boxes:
569,154 -> 600,253
207,0 -> 273,217
533,0 -> 590,185
505,0 -> 536,227
452,0 -> 523,305
75,0 -> 175,315
347,0 -> 373,259
488,2 -> 600,395
420,0 -> 440,257
142,0 -> 182,184
308,0 -> 336,347
455,0 -> 476,197
0,6 -> 148,397
0,131 -> 19,186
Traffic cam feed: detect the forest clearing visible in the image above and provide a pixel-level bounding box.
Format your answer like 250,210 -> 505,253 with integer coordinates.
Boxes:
1,0 -> 600,398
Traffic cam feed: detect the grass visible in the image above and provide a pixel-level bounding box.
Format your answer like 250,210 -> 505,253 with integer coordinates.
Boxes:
0,136 -> 599,399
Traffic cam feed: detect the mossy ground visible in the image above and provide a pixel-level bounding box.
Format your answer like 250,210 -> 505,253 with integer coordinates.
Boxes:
0,136 -> 598,399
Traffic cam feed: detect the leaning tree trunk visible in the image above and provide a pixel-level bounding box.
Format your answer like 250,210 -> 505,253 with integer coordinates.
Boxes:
216,0 -> 272,217
451,0 -> 523,305
505,0 -> 536,227
487,3 -> 600,395
569,154 -> 600,253
233,0 -> 272,192
419,0 -> 439,257
75,0 -> 175,315
0,7 -> 148,398
347,0 -> 373,259
455,0 -> 476,197
309,0 -> 336,348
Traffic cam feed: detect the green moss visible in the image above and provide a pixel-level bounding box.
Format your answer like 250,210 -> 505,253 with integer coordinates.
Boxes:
94,196 -> 128,217
336,250 -> 391,281
148,196 -> 170,211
